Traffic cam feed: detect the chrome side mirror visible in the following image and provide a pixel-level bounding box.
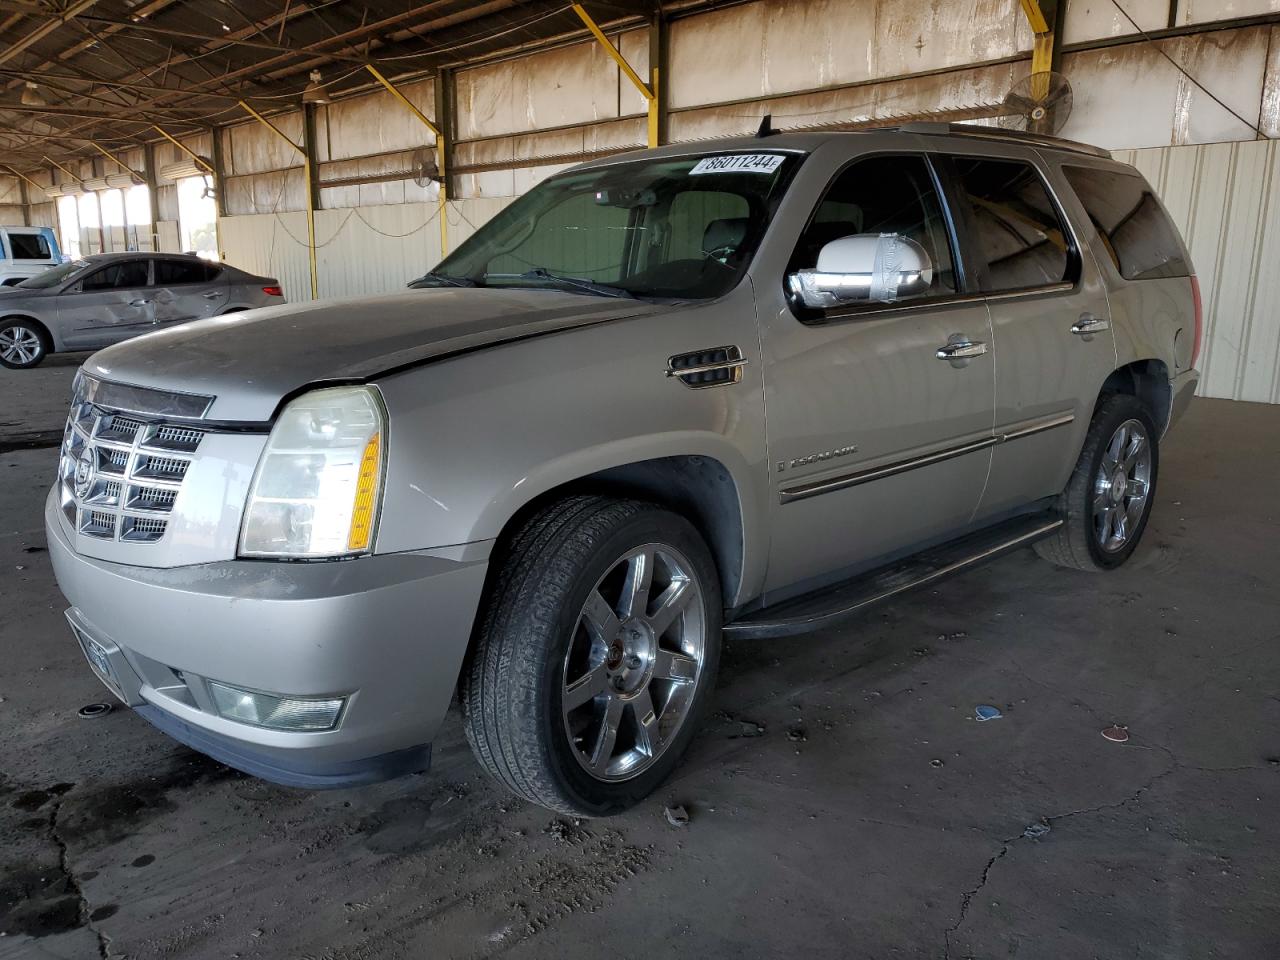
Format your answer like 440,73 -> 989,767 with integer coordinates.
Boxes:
788,233 -> 933,309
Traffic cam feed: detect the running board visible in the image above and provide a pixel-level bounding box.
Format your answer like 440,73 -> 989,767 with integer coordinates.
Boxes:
723,513 -> 1063,640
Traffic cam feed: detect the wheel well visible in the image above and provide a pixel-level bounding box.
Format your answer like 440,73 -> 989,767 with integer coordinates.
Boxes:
1098,360 -> 1171,432
493,456 -> 746,605
0,314 -> 52,348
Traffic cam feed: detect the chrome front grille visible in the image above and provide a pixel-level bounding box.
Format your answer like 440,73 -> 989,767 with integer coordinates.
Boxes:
59,398 -> 206,545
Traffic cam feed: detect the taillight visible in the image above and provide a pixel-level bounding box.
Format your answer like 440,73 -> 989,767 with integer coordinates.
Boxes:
263,285 -> 283,297
1189,275 -> 1204,369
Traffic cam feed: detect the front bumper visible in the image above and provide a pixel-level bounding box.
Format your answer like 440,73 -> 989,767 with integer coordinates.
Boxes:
46,488 -> 490,788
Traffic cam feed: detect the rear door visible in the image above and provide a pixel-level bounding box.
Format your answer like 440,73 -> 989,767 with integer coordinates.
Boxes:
758,148 -> 996,595
933,146 -> 1116,521
153,258 -> 227,325
56,258 -> 154,348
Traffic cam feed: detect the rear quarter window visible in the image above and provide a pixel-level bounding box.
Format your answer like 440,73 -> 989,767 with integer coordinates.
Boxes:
1062,165 -> 1189,281
155,259 -> 221,284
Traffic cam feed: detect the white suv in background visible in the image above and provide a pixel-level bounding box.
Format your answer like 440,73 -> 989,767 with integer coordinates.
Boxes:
0,226 -> 62,287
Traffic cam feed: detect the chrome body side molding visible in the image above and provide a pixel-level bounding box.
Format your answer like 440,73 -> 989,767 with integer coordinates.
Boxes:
779,411 -> 1075,505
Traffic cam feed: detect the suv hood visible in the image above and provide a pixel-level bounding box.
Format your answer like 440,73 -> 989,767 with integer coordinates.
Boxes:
84,288 -> 661,421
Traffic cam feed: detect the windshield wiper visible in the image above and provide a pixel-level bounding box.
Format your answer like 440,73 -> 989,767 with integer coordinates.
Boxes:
483,267 -> 635,299
408,271 -> 477,288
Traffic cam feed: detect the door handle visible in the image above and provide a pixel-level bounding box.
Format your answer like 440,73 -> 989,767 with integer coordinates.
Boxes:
202,291 -> 220,299
1071,314 -> 1111,336
935,337 -> 989,363
129,298 -> 152,306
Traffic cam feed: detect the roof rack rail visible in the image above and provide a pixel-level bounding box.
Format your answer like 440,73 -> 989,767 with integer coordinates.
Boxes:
897,122 -> 1111,159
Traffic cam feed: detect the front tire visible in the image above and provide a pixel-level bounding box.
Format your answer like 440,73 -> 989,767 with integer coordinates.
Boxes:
0,319 -> 48,369
1034,393 -> 1159,571
462,495 -> 722,816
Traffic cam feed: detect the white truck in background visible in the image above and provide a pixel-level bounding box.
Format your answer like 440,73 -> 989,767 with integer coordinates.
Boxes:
0,226 -> 63,287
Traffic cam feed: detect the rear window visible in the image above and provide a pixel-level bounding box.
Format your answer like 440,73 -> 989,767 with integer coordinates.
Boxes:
155,259 -> 220,285
951,157 -> 1073,292
7,232 -> 51,260
1062,166 -> 1188,281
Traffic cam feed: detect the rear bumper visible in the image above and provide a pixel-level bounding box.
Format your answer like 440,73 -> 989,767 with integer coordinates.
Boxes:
1166,369 -> 1199,435
46,487 -> 489,788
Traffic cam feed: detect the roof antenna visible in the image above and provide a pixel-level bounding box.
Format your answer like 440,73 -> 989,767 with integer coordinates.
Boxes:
756,113 -> 776,138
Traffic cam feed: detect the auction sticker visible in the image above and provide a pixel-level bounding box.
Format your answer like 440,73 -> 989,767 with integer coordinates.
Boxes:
689,154 -> 786,175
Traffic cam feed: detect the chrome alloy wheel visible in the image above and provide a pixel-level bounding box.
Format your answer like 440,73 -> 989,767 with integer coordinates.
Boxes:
561,543 -> 706,782
0,325 -> 41,366
1093,417 -> 1152,553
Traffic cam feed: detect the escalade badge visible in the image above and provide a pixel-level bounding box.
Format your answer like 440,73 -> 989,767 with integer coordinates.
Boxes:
777,444 -> 859,473
73,447 -> 96,499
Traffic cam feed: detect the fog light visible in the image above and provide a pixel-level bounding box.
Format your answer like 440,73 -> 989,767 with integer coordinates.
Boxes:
208,681 -> 346,731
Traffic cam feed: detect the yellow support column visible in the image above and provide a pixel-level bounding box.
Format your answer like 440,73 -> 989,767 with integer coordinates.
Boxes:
89,142 -> 147,183
366,64 -> 449,258
1017,0 -> 1059,127
234,103 -> 318,301
152,125 -> 216,176
572,3 -> 659,147
154,124 -> 225,265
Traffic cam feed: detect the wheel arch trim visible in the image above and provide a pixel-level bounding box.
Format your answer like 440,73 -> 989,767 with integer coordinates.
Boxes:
474,436 -> 765,609
1097,358 -> 1172,433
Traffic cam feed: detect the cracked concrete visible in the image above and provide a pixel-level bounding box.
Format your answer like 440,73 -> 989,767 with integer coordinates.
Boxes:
47,799 -> 110,960
941,755 -> 1270,959
2,385 -> 1279,959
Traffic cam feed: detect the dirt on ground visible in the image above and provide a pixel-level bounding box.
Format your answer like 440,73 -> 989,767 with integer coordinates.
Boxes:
1,379 -> 1277,959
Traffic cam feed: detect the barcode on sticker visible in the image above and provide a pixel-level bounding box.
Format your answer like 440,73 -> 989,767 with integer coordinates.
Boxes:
689,154 -> 785,175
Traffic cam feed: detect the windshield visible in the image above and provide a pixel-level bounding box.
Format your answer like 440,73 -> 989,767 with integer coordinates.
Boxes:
17,260 -> 89,290
422,151 -> 802,300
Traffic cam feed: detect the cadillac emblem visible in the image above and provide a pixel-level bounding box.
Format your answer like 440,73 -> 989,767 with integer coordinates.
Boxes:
73,447 -> 96,499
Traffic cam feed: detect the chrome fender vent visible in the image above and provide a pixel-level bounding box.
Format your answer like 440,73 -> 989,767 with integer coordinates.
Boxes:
666,345 -> 748,389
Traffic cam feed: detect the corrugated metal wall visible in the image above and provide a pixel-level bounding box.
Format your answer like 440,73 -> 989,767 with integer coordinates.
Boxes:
216,197 -> 513,302
1117,139 -> 1280,404
199,0 -> 1280,404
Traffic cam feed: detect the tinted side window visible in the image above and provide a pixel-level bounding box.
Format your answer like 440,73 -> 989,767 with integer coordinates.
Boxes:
80,261 -> 149,292
790,154 -> 958,304
155,259 -> 220,285
1062,166 -> 1188,281
952,157 -> 1072,291
8,233 -> 51,260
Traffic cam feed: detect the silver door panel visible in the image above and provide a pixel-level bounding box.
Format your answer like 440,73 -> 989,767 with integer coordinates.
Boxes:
759,298 -> 996,594
58,291 -> 154,348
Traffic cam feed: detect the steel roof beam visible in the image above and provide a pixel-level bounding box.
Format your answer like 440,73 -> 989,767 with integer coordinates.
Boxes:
0,0 -> 99,68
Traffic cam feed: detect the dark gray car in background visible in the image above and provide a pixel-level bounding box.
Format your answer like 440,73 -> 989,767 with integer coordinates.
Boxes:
0,252 -> 283,369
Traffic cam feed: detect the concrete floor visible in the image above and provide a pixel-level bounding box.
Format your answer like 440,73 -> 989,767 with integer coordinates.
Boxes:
1,362 -> 1278,960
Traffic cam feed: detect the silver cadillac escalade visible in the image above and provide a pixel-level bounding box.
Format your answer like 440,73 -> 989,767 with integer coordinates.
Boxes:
47,125 -> 1200,816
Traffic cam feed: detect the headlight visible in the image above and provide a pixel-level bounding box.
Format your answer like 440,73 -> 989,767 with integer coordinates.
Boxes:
239,386 -> 386,558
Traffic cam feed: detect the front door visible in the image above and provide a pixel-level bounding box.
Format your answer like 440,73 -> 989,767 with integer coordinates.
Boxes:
759,152 -> 996,597
153,258 -> 226,326
56,258 -> 153,349
934,149 -> 1117,521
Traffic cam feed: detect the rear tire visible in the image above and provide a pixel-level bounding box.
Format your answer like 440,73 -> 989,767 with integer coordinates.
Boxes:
462,495 -> 721,816
1034,393 -> 1159,571
0,319 -> 49,369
